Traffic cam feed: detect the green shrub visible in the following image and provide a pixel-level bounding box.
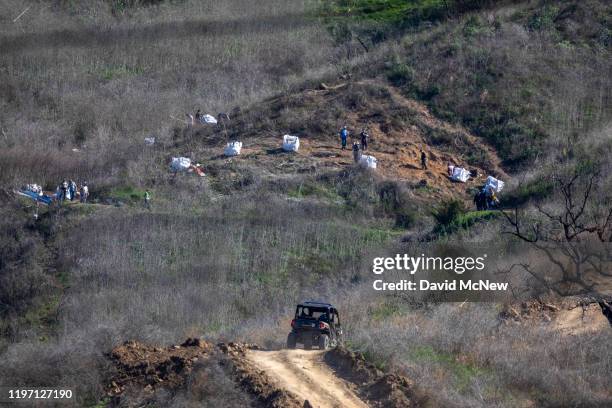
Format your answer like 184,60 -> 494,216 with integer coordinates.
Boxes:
395,206 -> 417,229
387,62 -> 414,86
463,15 -> 485,37
527,5 -> 560,31
432,199 -> 466,227
502,178 -> 554,207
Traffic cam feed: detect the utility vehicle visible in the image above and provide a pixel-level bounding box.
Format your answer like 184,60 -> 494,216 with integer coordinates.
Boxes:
286,301 -> 343,350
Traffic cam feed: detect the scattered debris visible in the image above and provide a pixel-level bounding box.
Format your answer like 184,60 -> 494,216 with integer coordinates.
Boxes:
170,157 -> 192,172
484,175 -> 504,193
359,154 -> 377,169
15,184 -> 54,206
225,141 -> 242,157
282,135 -> 300,152
450,166 -> 470,182
200,114 -> 217,125
24,184 -> 42,195
190,164 -> 205,177
319,82 -> 347,91
12,5 -> 31,23
144,137 -> 156,146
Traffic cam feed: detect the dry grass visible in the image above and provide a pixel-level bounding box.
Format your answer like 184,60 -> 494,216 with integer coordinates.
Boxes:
1,1 -> 611,407
0,0 -> 339,189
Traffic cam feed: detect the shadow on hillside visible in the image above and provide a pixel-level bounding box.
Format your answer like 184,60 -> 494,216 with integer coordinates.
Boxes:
0,12 -> 310,54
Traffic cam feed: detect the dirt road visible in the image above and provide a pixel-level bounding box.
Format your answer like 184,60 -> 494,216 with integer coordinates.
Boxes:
246,349 -> 368,408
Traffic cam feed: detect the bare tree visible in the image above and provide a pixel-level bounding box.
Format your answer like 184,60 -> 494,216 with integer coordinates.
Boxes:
500,168 -> 612,296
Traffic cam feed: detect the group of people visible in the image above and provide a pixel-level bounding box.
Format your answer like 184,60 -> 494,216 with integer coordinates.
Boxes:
340,125 -> 430,169
56,179 -> 88,204
340,126 -> 372,164
473,185 -> 499,210
340,125 -> 369,151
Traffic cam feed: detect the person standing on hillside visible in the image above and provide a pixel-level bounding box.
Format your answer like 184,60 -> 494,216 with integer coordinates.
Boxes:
473,189 -> 485,211
60,180 -> 69,202
69,180 -> 77,201
360,127 -> 369,151
80,182 -> 89,204
144,190 -> 151,210
352,142 -> 361,163
340,126 -> 348,150
420,149 -> 428,170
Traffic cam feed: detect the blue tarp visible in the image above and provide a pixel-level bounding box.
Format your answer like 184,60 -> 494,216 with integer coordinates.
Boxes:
17,190 -> 54,205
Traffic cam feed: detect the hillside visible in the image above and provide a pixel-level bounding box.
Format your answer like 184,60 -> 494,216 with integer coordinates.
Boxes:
0,1 -> 611,407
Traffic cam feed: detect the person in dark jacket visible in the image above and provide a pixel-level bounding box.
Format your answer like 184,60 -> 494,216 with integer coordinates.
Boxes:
360,128 -> 369,150
352,142 -> 361,163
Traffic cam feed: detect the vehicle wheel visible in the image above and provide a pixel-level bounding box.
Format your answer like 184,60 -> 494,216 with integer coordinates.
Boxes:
286,333 -> 297,349
318,334 -> 330,350
303,336 -> 313,350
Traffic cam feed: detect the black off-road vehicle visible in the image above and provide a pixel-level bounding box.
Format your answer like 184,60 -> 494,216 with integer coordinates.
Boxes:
286,301 -> 343,350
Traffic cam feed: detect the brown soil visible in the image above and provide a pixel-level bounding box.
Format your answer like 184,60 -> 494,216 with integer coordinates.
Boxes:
218,342 -> 304,408
219,341 -> 427,408
500,297 -> 612,335
189,79 -> 508,203
324,347 -> 428,408
106,339 -> 430,407
106,337 -> 212,398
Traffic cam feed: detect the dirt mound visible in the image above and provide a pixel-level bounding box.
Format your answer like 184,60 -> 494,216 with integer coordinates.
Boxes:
107,338 -> 212,397
500,298 -> 612,334
186,79 -> 507,203
325,347 -> 427,408
218,342 -> 303,408
217,341 -> 260,355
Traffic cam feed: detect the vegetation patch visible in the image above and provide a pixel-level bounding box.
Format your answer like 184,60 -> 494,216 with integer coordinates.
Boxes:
108,185 -> 146,203
433,199 -> 498,234
93,64 -> 145,81
288,181 -> 342,202
409,345 -> 490,391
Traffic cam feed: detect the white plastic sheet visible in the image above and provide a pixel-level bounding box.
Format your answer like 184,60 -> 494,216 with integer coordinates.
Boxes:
200,114 -> 217,125
451,167 -> 470,182
25,184 -> 42,195
171,157 -> 192,171
224,141 -> 242,156
282,135 -> 299,152
359,154 -> 377,169
484,176 -> 504,193
144,137 -> 156,146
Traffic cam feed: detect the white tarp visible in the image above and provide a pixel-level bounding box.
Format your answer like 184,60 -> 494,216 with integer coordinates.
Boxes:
484,176 -> 504,193
144,137 -> 156,146
282,135 -> 299,152
224,141 -> 242,156
451,167 -> 470,182
359,154 -> 377,169
200,114 -> 217,125
171,157 -> 192,171
25,184 -> 43,195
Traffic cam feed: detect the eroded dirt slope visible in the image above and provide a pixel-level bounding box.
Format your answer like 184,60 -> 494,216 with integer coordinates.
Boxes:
246,349 -> 368,408
185,79 -> 508,202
